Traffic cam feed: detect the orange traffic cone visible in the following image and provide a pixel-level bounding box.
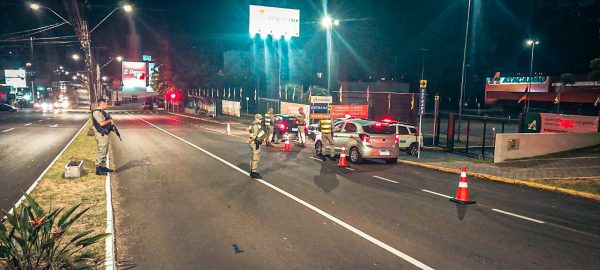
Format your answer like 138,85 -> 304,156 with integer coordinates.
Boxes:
450,166 -> 476,204
338,145 -> 348,167
283,134 -> 291,152
226,123 -> 231,135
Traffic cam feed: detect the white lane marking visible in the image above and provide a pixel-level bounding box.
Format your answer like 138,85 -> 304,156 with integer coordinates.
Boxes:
2,128 -> 15,133
49,124 -> 59,128
421,189 -> 453,199
4,121 -> 88,218
205,127 -> 221,133
168,112 -> 224,124
309,156 -> 323,162
373,175 -> 399,184
38,120 -> 43,122
491,209 -> 545,224
345,167 -> 355,171
105,153 -> 116,270
134,114 -> 434,270
24,123 -> 32,126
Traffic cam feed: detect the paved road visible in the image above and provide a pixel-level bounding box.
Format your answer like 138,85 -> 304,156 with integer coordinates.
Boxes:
0,110 -> 88,211
111,112 -> 600,269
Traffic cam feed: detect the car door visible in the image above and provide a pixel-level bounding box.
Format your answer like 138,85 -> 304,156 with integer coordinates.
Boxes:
396,125 -> 412,148
332,122 -> 348,151
335,122 -> 357,151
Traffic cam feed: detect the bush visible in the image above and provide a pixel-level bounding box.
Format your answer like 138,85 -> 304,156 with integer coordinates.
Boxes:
0,194 -> 109,269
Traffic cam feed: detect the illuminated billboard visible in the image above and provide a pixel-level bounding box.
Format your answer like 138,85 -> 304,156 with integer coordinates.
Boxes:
249,5 -> 300,39
121,61 -> 155,94
4,69 -> 27,88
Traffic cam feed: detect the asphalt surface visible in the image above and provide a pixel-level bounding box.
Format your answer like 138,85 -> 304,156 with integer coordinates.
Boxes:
0,109 -> 89,211
111,112 -> 600,269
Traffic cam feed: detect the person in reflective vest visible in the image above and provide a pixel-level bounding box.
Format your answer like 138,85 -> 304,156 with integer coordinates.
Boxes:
319,114 -> 336,161
248,114 -> 265,178
295,107 -> 307,147
264,108 -> 275,146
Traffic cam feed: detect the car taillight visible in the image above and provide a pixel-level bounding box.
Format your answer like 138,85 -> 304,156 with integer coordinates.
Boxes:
279,123 -> 286,130
394,134 -> 399,145
359,133 -> 370,143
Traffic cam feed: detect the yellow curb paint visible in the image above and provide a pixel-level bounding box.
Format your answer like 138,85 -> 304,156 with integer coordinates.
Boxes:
398,160 -> 600,202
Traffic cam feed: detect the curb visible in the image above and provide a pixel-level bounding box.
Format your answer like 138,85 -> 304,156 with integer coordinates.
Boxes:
104,152 -> 116,270
397,159 -> 600,202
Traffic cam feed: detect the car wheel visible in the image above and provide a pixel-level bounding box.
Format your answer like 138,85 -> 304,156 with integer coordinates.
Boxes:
407,143 -> 418,156
385,158 -> 398,164
315,141 -> 323,155
349,147 -> 363,164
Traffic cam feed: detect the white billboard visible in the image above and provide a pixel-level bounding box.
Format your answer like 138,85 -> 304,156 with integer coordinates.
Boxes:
4,69 -> 27,88
122,61 -> 154,95
249,5 -> 300,39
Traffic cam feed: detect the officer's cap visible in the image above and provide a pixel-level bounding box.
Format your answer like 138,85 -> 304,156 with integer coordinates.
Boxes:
255,114 -> 263,119
97,98 -> 107,104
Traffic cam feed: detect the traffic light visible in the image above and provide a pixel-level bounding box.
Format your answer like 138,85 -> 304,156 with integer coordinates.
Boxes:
166,90 -> 180,102
170,93 -> 176,100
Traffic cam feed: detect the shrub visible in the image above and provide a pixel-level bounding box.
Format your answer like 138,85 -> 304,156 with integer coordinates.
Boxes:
0,194 -> 109,269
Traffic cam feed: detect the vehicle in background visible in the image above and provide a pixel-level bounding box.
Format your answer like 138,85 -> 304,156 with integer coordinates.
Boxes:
314,119 -> 399,164
390,122 -> 423,156
0,104 -> 17,112
273,114 -> 300,142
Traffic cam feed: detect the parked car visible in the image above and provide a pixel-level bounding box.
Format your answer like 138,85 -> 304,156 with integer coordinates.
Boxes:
272,114 -> 299,142
314,119 -> 399,164
0,104 -> 17,112
390,123 -> 423,156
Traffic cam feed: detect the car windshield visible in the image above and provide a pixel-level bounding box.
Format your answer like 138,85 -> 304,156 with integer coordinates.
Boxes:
362,124 -> 395,134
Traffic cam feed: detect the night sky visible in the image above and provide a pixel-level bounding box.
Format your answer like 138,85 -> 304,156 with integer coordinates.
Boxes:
1,0 -> 599,101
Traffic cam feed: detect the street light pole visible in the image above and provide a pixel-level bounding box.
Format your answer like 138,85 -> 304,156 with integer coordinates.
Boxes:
420,48 -> 428,81
321,16 -> 339,95
458,0 -> 472,116
525,40 -> 539,114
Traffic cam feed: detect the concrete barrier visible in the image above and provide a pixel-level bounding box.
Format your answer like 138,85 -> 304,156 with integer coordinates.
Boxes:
494,132 -> 600,162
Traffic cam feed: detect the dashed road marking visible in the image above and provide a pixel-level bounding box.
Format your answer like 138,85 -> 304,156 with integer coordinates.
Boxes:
309,156 -> 323,162
421,189 -> 453,199
49,124 -> 59,128
373,175 -> 399,184
2,128 -> 15,133
345,167 -> 355,171
492,209 -> 545,224
24,123 -> 32,126
38,120 -> 43,122
134,114 -> 434,270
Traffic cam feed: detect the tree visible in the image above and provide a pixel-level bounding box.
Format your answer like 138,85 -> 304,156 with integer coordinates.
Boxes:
589,57 -> 600,81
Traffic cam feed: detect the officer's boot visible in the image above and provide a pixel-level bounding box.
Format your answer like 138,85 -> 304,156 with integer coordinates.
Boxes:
250,171 -> 261,179
101,166 -> 114,173
96,166 -> 107,176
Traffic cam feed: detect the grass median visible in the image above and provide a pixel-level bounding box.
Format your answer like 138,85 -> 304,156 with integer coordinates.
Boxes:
27,118 -> 108,264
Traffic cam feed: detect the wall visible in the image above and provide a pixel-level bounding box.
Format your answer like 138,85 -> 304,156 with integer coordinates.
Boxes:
494,132 -> 600,162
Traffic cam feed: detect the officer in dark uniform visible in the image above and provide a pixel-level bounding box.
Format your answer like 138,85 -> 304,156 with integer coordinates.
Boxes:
92,99 -> 115,175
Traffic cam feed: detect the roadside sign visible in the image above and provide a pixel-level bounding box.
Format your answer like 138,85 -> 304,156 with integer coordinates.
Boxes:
310,96 -> 333,104
419,88 -> 426,115
419,80 -> 427,88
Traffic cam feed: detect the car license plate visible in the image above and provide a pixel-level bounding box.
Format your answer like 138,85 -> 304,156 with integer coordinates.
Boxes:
292,128 -> 298,131
379,150 -> 390,156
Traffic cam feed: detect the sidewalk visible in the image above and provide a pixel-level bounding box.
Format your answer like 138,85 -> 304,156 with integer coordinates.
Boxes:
399,150 -> 600,200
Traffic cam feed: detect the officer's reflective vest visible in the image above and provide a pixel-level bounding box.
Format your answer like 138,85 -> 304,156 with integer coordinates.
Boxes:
92,109 -> 113,135
248,123 -> 266,140
319,119 -> 333,134
264,113 -> 272,126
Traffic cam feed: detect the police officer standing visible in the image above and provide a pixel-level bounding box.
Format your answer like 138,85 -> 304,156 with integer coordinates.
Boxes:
295,107 -> 307,147
92,99 -> 114,175
264,108 -> 275,146
248,114 -> 265,178
319,114 -> 336,161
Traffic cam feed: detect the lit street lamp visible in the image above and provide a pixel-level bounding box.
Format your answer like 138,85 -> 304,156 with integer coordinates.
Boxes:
525,39 -> 540,114
321,15 -> 339,94
72,54 -> 80,60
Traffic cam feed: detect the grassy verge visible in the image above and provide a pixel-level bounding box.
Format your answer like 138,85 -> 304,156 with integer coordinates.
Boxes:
531,177 -> 600,196
28,119 -> 107,262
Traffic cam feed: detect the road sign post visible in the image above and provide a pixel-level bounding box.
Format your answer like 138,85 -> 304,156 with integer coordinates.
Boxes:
433,94 -> 440,146
418,80 -> 427,159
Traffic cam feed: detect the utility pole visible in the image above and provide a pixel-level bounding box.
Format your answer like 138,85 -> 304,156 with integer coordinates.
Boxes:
30,37 -> 35,101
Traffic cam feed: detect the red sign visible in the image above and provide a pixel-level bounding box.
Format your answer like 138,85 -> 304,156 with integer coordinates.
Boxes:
330,105 -> 369,119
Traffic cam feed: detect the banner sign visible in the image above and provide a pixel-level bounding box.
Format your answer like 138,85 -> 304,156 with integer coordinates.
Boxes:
4,69 -> 27,88
249,5 -> 300,38
221,100 -> 241,117
485,74 -> 550,93
330,104 -> 369,119
419,88 -> 426,115
524,113 -> 599,133
310,96 -> 333,104
281,102 -> 310,122
122,61 -> 147,94
310,103 -> 329,120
